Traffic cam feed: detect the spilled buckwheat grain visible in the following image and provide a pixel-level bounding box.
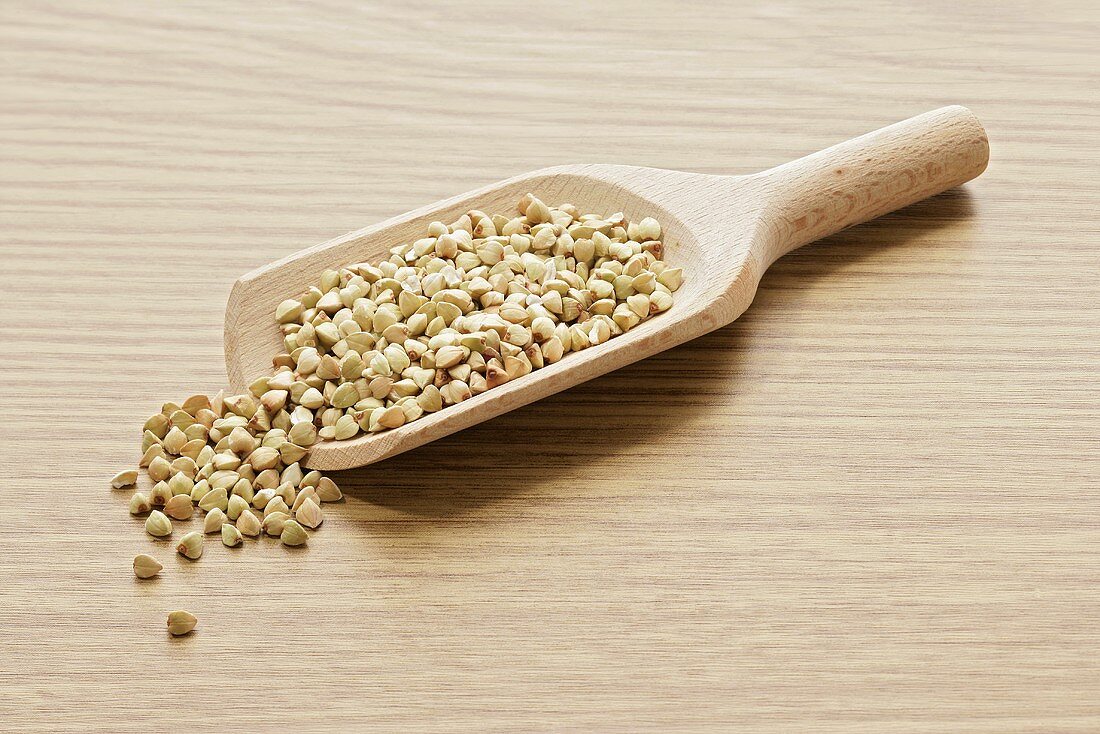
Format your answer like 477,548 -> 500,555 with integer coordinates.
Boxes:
118,196 -> 680,632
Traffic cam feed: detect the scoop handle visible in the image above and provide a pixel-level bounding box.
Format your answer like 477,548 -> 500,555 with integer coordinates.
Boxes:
758,105 -> 989,265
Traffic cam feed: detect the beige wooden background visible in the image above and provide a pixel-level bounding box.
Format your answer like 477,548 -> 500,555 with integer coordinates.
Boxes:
2,1 -> 1098,732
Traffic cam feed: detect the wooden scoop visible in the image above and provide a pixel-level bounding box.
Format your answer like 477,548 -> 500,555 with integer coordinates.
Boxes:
225,105 -> 988,471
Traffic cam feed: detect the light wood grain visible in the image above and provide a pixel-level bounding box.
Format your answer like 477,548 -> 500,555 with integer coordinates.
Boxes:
1,1 -> 1098,732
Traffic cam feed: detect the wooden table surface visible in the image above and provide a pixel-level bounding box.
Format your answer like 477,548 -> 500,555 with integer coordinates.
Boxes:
2,2 -> 1098,731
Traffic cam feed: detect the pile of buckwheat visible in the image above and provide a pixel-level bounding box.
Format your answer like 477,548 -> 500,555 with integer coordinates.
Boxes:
114,194 -> 683,635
